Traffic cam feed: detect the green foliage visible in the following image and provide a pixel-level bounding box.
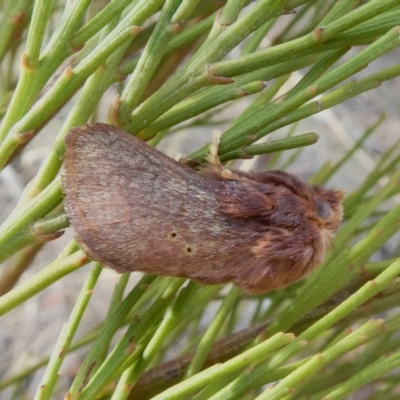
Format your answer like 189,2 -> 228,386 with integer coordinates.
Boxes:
0,1 -> 400,399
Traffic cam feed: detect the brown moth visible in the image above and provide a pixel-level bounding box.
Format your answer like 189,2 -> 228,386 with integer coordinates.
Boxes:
62,123 -> 344,294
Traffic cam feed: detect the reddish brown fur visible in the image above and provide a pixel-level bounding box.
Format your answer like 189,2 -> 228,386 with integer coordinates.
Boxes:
62,124 -> 343,294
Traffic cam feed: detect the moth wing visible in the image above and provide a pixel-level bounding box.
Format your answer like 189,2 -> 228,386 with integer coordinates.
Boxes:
62,123 -> 229,275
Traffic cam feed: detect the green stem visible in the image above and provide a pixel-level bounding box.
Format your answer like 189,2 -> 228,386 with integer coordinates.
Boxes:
71,0 -> 151,46
78,279 -> 185,400
0,0 -> 92,143
117,0 -> 184,124
34,264 -> 102,400
25,0 -> 54,68
154,332 -> 295,400
111,281 -> 199,400
322,351 -> 400,400
209,254 -> 400,399
189,36 -> 400,161
0,250 -> 88,317
68,274 -> 157,398
220,133 -> 318,162
125,0 -> 288,134
255,320 -> 385,400
0,179 -> 63,264
210,0 -> 400,77
33,16 -> 135,191
309,113 -> 386,185
185,287 -> 241,378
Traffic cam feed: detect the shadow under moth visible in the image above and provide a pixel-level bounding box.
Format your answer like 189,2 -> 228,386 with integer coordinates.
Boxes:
62,123 -> 344,294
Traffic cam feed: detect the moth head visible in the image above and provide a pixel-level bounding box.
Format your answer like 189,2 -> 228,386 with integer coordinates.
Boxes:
311,186 -> 344,233
242,170 -> 344,238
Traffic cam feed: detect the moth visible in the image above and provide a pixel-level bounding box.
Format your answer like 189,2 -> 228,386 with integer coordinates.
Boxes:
62,123 -> 343,294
